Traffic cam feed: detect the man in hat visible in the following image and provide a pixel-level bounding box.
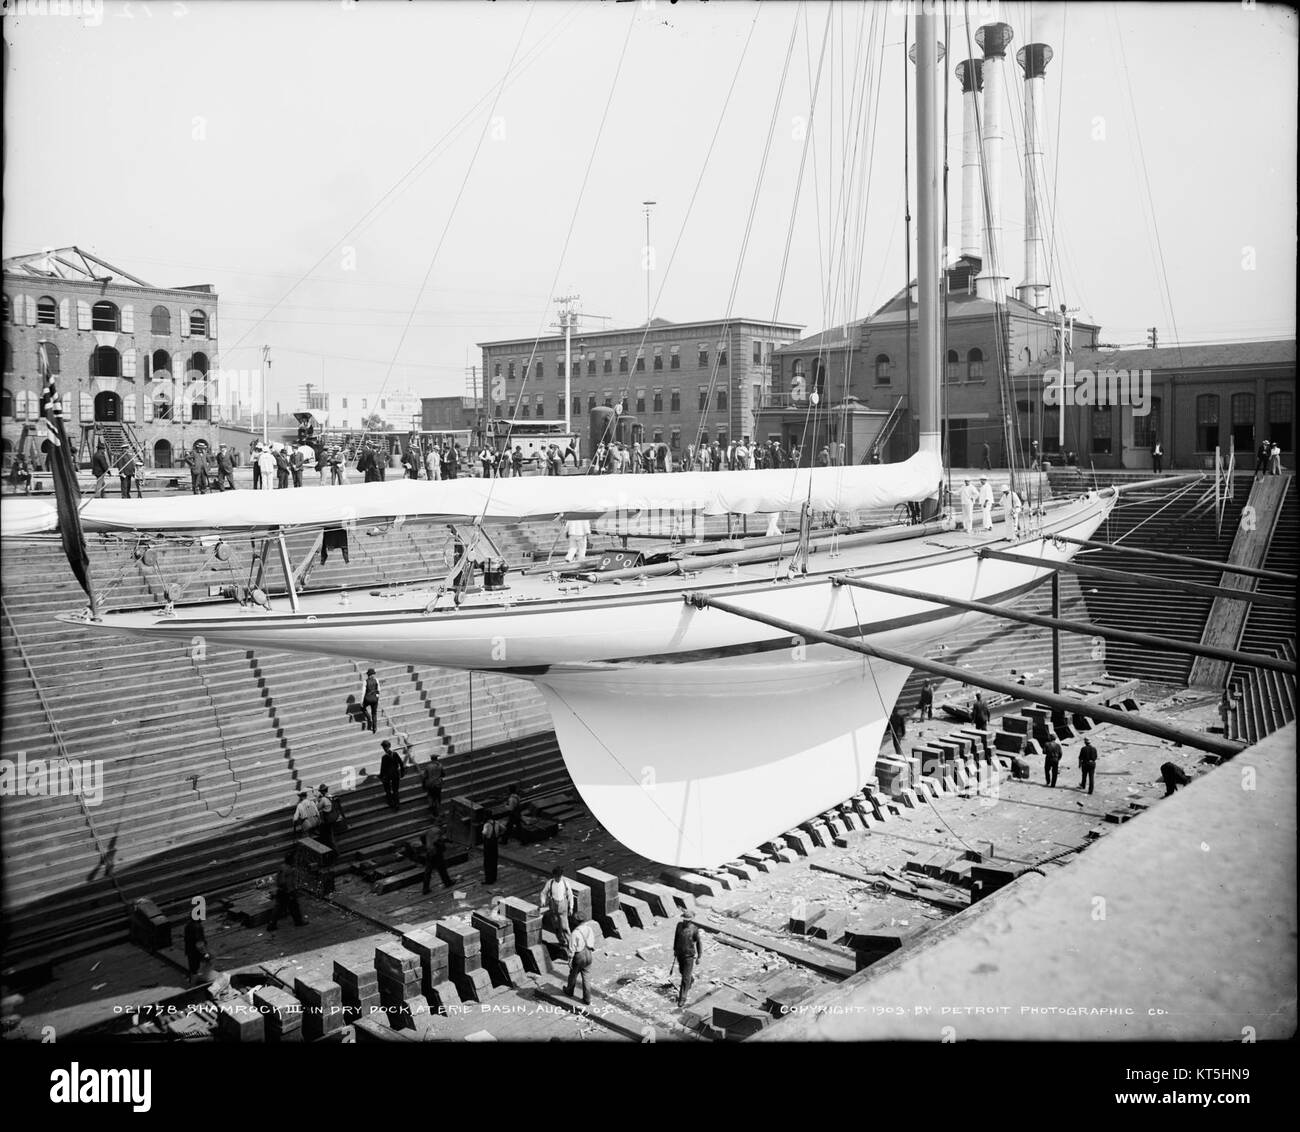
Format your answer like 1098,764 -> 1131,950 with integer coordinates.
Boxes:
257,443 -> 275,491
673,909 -> 704,1007
1000,484 -> 1023,538
379,739 -> 403,808
215,443 -> 236,492
274,443 -> 291,490
420,753 -> 444,815
292,790 -> 320,838
480,808 -> 506,885
1078,736 -> 1099,795
251,440 -> 263,489
290,444 -> 305,488
540,866 -> 575,952
977,474 -> 995,531
565,918 -> 597,1007
91,441 -> 111,498
959,477 -> 978,533
361,667 -> 380,732
119,449 -> 140,499
316,784 -> 341,849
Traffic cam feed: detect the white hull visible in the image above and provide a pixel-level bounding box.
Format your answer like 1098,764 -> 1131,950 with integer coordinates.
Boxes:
68,493 -> 1114,865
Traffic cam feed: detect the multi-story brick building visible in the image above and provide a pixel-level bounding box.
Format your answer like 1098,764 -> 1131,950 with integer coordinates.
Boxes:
478,316 -> 803,458
2,247 -> 223,469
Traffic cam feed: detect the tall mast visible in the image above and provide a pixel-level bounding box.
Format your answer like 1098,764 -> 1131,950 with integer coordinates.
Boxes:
914,10 -> 942,465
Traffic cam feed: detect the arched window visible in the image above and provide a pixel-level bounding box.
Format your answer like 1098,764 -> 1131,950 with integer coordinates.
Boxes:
91,346 -> 121,378
967,348 -> 984,381
1196,394 -> 1220,451
151,306 -> 171,335
37,342 -> 60,375
1,294 -> 10,323
1231,392 -> 1256,453
1,387 -> 12,418
92,301 -> 120,332
188,352 -> 209,380
1091,404 -> 1113,455
946,349 -> 959,382
153,439 -> 174,468
152,349 -> 172,376
153,386 -> 174,420
813,360 -> 827,398
1268,391 -> 1293,451
189,309 -> 208,337
1133,396 -> 1161,451
37,296 -> 58,325
874,353 -> 891,385
791,358 -> 806,400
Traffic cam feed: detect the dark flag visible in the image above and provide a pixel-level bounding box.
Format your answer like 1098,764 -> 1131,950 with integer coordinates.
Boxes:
40,368 -> 99,618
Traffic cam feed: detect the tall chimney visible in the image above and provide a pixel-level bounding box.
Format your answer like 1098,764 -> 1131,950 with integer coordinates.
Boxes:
1016,42 -> 1054,311
956,58 -> 984,261
974,22 -> 1013,301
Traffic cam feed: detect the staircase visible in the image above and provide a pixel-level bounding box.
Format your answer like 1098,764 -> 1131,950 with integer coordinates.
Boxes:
1047,470 -> 1253,685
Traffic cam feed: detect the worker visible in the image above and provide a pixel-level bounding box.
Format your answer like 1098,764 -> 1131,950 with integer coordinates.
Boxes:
1042,734 -> 1062,788
959,478 -> 978,533
917,679 -> 934,721
1000,485 -> 1023,538
564,518 -> 591,563
673,909 -> 704,1008
540,867 -> 575,951
565,919 -> 597,1007
971,693 -> 992,759
1078,737 -> 1099,795
977,474 -> 994,531
1160,761 -> 1191,797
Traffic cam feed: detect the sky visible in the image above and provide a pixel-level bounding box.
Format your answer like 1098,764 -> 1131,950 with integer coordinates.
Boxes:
3,0 -> 1296,411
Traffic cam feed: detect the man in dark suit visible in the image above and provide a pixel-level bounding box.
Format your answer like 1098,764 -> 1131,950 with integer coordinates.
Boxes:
91,442 -> 111,498
362,668 -> 380,732
971,693 -> 992,759
1078,738 -> 1099,795
379,738 -> 402,808
421,821 -> 453,893
673,910 -> 704,1007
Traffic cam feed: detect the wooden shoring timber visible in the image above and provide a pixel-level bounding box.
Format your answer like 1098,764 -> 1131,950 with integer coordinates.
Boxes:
978,548 -> 1294,610
833,576 -> 1297,677
684,592 -> 1243,759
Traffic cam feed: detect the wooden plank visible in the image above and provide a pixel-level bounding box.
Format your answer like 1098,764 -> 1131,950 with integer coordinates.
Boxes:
694,918 -> 857,980
809,861 -> 968,912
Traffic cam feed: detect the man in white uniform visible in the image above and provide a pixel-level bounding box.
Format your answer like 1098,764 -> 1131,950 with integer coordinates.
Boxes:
564,518 -> 591,563
1001,485 -> 1023,538
959,477 -> 979,533
978,474 -> 995,531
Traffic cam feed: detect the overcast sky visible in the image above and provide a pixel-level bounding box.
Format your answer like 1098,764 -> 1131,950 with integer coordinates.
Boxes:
3,1 -> 1295,409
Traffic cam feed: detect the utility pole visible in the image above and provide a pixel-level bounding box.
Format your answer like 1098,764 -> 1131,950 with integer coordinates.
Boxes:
260,345 -> 271,443
641,201 -> 656,327
1147,326 -> 1158,349
553,295 -> 580,434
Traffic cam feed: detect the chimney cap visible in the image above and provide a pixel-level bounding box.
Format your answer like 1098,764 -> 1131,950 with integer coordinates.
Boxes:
955,58 -> 984,93
1017,43 -> 1054,78
975,22 -> 1014,59
907,40 -> 946,65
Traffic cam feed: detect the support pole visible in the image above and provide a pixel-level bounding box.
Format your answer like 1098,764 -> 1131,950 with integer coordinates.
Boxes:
833,575 -> 1297,676
1051,572 -> 1061,694
979,548 -> 1295,610
276,530 -> 299,613
683,591 -> 1243,759
1052,535 -> 1297,584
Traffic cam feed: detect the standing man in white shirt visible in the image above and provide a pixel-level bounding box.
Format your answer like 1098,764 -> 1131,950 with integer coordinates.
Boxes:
564,518 -> 591,563
540,867 -> 575,951
565,919 -> 597,1007
977,474 -> 995,531
1000,485 -> 1023,538
959,477 -> 979,533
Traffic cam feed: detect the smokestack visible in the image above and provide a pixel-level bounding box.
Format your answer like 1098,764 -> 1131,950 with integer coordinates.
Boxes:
974,22 -> 1013,301
956,58 -> 984,261
1016,43 -> 1054,312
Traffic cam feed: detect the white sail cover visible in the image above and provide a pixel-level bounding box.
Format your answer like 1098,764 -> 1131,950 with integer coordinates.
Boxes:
1,451 -> 942,536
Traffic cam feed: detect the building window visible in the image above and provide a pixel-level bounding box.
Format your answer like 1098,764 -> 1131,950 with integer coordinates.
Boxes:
557,357 -> 565,378
652,427 -> 664,443
636,389 -> 646,414
587,356 -> 596,376
189,309 -> 208,337
37,296 -> 58,325
191,395 -> 209,422
620,396 -> 629,413
791,359 -> 806,397
1091,404 -> 1112,455
494,362 -> 501,378
151,306 -> 171,335
521,401 -> 530,418
188,353 -> 209,380
603,390 -> 612,407
1,386 -> 10,417
603,351 -> 612,374
670,345 -> 680,370
698,343 -> 709,368
1268,391 -> 1293,451
572,395 -> 581,416
154,391 -> 174,420
618,350 -> 628,374
1230,392 -> 1255,453
753,340 -> 762,364
653,347 -> 663,371
717,389 -> 728,411
1,294 -> 9,323
946,349 -> 960,382
1133,396 -> 1161,451
967,348 -> 984,381
91,346 -> 120,378
2,341 -> 10,374
38,342 -> 61,375
718,344 -> 728,367
1196,393 -> 1220,452
92,301 -> 120,332
635,350 -> 645,373
557,396 -> 566,417
874,354 -> 891,386
588,395 -> 597,412
362,398 -> 368,410
535,361 -> 543,379
653,389 -> 663,413
670,426 -> 681,451
670,389 -> 680,412
699,386 -> 708,411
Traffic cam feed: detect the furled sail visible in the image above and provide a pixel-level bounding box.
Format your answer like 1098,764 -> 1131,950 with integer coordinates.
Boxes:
1,451 -> 943,536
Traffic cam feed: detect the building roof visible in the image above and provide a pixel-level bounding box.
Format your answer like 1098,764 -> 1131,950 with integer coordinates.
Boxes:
2,246 -> 157,288
1067,339 -> 1296,373
477,315 -> 803,350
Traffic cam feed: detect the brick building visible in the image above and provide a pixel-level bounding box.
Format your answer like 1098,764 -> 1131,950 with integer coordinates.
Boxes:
478,316 -> 803,457
2,247 -> 223,469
